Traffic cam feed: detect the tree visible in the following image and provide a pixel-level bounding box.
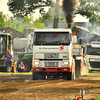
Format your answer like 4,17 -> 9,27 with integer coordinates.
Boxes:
7,0 -> 53,18
41,0 -> 64,27
7,14 -> 45,32
7,0 -> 100,29
76,0 -> 100,25
41,11 -> 54,27
0,12 -> 7,28
53,0 -> 60,28
34,19 -> 45,29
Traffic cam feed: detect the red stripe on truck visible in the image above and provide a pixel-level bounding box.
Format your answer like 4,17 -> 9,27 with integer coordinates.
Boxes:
33,67 -> 72,72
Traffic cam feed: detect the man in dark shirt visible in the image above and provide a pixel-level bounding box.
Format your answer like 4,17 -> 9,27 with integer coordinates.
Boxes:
2,50 -> 12,72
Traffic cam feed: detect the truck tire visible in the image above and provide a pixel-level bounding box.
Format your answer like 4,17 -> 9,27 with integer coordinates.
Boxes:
63,72 -> 72,80
17,59 -> 32,72
32,72 -> 39,80
75,60 -> 81,78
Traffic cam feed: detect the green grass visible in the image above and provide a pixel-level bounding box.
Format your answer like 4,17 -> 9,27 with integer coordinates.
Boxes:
87,71 -> 100,76
1,71 -> 100,75
87,73 -> 100,76
0,72 -> 32,75
95,97 -> 100,100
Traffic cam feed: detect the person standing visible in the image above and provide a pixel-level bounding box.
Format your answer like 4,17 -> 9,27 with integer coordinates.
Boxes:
2,50 -> 12,72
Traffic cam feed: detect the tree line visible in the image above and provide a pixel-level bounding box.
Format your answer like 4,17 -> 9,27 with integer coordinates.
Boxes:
0,0 -> 100,32
0,12 -> 45,32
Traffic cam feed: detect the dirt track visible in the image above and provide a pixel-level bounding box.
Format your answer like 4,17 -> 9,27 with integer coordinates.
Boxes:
0,74 -> 100,100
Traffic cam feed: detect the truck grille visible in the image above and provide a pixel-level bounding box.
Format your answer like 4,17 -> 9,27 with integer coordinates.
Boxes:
90,62 -> 100,68
45,62 -> 58,67
44,53 -> 59,59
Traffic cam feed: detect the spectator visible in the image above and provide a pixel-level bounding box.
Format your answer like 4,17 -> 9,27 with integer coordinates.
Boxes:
2,50 -> 12,72
18,61 -> 25,69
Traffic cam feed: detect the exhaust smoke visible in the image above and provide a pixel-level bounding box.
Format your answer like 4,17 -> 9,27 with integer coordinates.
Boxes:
62,0 -> 78,28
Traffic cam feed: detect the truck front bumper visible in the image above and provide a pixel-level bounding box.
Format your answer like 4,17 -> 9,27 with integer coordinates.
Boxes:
33,67 -> 72,72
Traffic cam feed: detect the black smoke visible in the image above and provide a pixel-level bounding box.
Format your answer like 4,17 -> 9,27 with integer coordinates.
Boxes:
62,0 -> 78,28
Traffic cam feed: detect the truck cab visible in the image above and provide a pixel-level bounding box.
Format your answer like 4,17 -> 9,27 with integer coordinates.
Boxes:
13,32 -> 34,72
84,41 -> 100,72
32,29 -> 74,80
0,33 -> 13,71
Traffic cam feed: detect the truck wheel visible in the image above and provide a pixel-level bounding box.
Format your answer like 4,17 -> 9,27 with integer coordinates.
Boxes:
17,59 -> 32,72
32,72 -> 38,80
22,60 -> 32,72
75,60 -> 81,78
63,72 -> 71,80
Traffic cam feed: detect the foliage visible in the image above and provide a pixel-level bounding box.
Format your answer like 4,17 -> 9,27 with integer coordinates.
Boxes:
34,18 -> 45,29
41,1 -> 64,27
6,16 -> 34,32
76,0 -> 100,25
95,97 -> 100,100
59,17 -> 66,22
7,0 -> 100,28
7,0 -> 53,18
7,0 -> 64,27
0,12 -> 45,32
41,8 -> 54,26
0,12 -> 7,28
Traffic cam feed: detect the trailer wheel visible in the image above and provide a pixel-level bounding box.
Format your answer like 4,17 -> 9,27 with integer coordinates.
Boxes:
63,72 -> 71,80
17,59 -> 32,72
32,72 -> 39,80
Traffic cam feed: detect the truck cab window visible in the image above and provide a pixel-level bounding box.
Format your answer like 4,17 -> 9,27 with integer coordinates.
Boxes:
0,36 -> 6,54
34,32 -> 70,45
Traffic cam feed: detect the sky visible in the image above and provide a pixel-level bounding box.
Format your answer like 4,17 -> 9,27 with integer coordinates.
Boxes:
0,0 -> 13,16
0,0 -> 89,22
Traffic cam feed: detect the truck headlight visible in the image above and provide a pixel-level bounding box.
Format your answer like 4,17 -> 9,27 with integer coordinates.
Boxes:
34,61 -> 40,66
63,61 -> 69,65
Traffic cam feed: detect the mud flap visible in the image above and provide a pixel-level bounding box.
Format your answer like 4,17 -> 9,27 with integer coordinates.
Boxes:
75,60 -> 81,78
72,59 -> 76,80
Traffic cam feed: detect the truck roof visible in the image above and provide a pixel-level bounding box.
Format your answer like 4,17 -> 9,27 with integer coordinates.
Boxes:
0,33 -> 10,35
34,29 -> 72,33
14,38 -> 27,40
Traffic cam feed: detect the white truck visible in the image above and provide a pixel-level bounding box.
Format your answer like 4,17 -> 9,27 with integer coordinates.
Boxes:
13,33 -> 34,72
84,41 -> 100,72
32,28 -> 83,80
0,33 -> 13,72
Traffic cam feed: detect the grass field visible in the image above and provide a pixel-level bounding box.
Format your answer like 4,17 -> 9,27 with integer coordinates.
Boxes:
0,72 -> 32,74
95,97 -> 100,100
87,71 -> 100,76
0,71 -> 100,75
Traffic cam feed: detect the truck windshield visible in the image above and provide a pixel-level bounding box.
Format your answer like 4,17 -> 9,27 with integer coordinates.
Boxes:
0,36 -> 6,54
34,32 -> 70,45
87,45 -> 100,55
